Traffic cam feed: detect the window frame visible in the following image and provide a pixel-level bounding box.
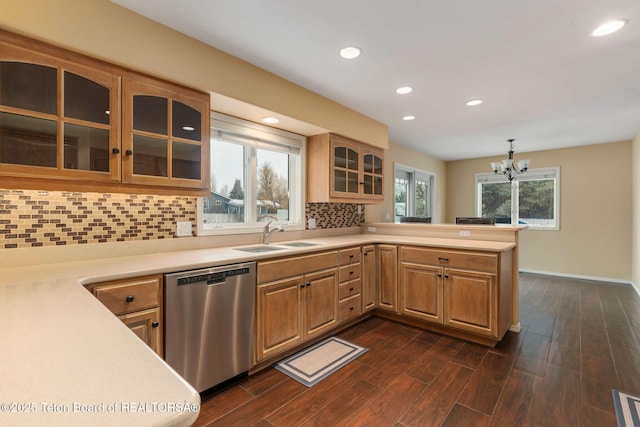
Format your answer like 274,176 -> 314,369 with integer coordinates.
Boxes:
196,113 -> 305,236
394,163 -> 436,222
475,166 -> 560,230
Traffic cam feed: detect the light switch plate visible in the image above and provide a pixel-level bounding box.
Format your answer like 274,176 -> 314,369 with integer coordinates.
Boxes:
176,221 -> 192,237
459,230 -> 471,237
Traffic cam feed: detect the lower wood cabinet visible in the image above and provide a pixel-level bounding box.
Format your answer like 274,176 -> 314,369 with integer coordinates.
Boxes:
398,246 -> 512,341
361,245 -> 377,312
85,274 -> 163,356
255,251 -> 339,362
377,244 -> 398,312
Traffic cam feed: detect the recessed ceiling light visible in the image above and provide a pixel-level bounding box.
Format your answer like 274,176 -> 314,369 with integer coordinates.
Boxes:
182,126 -> 195,131
339,46 -> 361,59
466,99 -> 483,106
262,117 -> 279,124
396,86 -> 413,95
402,115 -> 416,121
591,19 -> 628,37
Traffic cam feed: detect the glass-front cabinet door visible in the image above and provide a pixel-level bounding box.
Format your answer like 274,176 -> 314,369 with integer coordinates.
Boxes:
122,78 -> 209,189
362,148 -> 384,201
0,42 -> 120,181
330,136 -> 361,199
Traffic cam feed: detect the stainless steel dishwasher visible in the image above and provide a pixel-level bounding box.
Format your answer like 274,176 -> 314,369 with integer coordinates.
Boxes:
164,261 -> 256,393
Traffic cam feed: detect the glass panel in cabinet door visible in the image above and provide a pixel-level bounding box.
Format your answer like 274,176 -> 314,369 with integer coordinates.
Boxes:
133,95 -> 167,135
334,169 -> 346,192
0,62 -> 56,114
363,174 -> 373,195
132,134 -> 167,177
172,100 -> 201,141
347,148 -> 358,170
0,112 -> 57,167
172,141 -> 201,180
373,155 -> 382,175
374,176 -> 383,195
64,72 -> 110,124
334,146 -> 346,168
63,123 -> 110,172
347,171 -> 359,193
363,154 -> 373,173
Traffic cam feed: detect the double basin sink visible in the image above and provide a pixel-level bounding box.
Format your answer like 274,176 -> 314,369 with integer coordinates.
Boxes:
234,241 -> 321,253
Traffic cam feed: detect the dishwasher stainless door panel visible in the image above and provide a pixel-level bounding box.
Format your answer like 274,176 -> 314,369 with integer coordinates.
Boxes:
164,262 -> 256,393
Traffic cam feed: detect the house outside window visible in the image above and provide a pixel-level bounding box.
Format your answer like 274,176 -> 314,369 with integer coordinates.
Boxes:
197,113 -> 304,235
476,167 -> 560,230
394,164 -> 435,222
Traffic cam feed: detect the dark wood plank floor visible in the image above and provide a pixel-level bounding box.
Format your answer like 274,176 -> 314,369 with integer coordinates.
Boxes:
194,273 -> 640,426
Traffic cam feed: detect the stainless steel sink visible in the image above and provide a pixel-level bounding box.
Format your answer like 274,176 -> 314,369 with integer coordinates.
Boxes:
234,245 -> 287,253
280,242 -> 321,247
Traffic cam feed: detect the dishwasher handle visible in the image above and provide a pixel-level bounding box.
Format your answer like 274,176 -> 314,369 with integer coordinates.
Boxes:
175,266 -> 252,286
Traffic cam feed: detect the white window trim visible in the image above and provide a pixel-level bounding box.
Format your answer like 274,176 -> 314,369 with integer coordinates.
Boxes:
475,166 -> 560,230
197,113 -> 306,236
394,162 -> 436,222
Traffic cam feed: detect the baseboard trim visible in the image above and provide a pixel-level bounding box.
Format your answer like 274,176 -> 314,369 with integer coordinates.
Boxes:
520,269 -> 640,298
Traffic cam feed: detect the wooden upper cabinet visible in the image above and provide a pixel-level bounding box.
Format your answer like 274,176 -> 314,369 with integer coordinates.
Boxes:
0,40 -> 121,182
122,78 -> 209,190
0,30 -> 210,195
307,133 -> 384,204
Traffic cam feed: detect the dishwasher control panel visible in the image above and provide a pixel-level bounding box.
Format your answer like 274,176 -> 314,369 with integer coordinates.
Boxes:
177,267 -> 251,286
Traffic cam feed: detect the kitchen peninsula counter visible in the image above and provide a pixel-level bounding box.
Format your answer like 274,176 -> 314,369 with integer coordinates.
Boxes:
0,227 -> 522,426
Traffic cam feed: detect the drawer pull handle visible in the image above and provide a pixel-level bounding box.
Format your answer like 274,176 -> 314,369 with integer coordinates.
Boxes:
350,254 -> 354,258
125,295 -> 134,303
438,257 -> 449,262
151,321 -> 159,328
349,287 -> 354,291
350,306 -> 354,311
349,271 -> 354,275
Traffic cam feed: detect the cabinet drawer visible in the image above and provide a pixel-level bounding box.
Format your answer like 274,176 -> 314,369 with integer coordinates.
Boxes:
339,263 -> 361,283
91,276 -> 161,316
400,246 -> 497,272
339,247 -> 361,265
339,294 -> 362,322
258,251 -> 338,284
339,279 -> 361,300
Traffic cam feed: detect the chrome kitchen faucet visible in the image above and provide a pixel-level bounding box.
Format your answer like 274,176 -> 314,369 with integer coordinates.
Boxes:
263,221 -> 284,244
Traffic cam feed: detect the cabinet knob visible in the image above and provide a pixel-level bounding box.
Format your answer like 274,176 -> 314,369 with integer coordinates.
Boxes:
364,252 -> 368,256
300,284 -> 305,289
125,149 -> 133,156
437,273 -> 442,278
112,148 -> 120,154
349,270 -> 354,275
151,321 -> 159,328
349,287 -> 354,291
349,254 -> 354,259
306,282 -> 311,287
126,295 -> 134,303
349,306 -> 354,311
444,274 -> 449,278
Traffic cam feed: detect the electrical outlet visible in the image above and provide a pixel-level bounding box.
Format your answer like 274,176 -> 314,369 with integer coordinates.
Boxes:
385,213 -> 391,222
459,230 -> 471,237
176,221 -> 192,237
367,226 -> 376,233
308,218 -> 316,229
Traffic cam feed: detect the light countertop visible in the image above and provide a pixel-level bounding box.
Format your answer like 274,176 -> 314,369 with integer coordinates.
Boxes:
0,233 -> 515,426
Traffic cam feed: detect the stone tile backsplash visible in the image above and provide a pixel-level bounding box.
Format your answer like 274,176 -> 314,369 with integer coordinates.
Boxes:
1,189 -> 365,249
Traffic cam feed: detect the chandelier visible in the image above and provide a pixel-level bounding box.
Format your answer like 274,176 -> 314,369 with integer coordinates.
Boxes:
490,139 -> 530,181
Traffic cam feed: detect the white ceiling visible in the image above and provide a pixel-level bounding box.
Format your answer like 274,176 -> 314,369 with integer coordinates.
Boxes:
112,0 -> 640,160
